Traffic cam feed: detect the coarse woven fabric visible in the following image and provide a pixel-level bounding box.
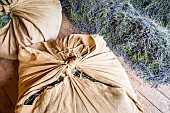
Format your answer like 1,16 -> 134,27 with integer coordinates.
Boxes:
15,34 -> 143,113
0,0 -> 62,59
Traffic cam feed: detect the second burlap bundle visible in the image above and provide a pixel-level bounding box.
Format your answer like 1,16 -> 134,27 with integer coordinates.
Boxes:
15,34 -> 143,113
0,0 -> 62,59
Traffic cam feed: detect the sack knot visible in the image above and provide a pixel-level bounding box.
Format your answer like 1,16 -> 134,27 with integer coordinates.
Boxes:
0,4 -> 10,14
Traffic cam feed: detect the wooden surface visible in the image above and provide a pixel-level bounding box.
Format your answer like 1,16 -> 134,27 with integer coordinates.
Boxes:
0,13 -> 170,113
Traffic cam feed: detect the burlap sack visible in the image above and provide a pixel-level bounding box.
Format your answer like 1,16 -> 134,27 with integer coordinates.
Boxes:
16,34 -> 143,113
0,0 -> 62,59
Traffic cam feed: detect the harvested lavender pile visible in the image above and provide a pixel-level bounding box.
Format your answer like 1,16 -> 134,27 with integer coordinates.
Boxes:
130,0 -> 170,30
61,0 -> 170,84
0,14 -> 10,28
0,0 -> 11,28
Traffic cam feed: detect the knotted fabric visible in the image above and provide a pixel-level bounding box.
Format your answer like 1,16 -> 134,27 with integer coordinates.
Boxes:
15,34 -> 143,113
0,0 -> 62,59
0,3 -> 10,14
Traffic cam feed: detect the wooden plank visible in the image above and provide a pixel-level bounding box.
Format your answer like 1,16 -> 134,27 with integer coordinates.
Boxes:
0,61 -> 18,107
0,59 -> 19,84
11,60 -> 19,71
127,72 -> 163,113
0,59 -> 14,70
130,73 -> 170,113
60,13 -> 80,35
58,31 -> 66,39
59,25 -> 73,36
119,56 -> 170,113
62,13 -> 69,21
60,12 -> 92,37
136,91 -> 161,113
157,85 -> 170,100
128,74 -> 142,91
0,82 -> 14,113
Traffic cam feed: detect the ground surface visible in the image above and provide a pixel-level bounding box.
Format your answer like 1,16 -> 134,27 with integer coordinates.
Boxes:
0,13 -> 169,113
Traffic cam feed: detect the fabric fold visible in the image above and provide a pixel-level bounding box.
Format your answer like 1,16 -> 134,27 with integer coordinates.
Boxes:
0,0 -> 62,59
16,34 -> 143,113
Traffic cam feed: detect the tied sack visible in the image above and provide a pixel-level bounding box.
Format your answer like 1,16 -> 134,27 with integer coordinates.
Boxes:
0,0 -> 62,59
16,34 -> 143,113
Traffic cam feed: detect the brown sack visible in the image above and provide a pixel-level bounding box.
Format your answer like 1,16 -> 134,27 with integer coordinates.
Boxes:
0,0 -> 62,59
16,34 -> 143,113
